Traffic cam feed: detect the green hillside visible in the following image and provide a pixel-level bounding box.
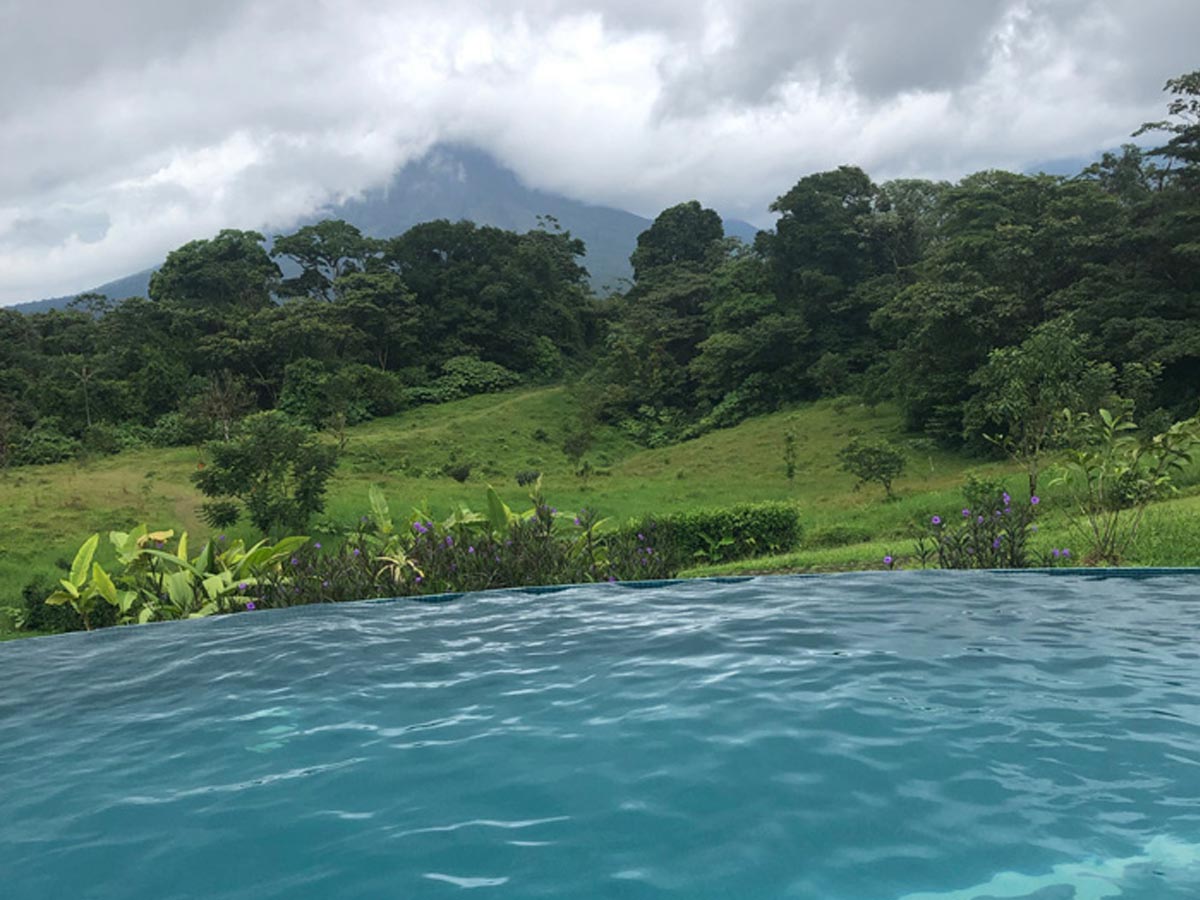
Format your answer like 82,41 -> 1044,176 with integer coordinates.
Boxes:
5,385 -> 1198,640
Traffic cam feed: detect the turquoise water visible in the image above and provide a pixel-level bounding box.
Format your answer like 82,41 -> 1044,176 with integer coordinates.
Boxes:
2,571 -> 1199,899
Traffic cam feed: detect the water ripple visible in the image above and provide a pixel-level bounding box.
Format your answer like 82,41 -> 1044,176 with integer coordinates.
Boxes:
1,572 -> 1199,899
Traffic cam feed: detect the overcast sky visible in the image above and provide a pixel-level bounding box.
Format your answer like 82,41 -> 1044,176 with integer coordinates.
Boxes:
1,0 -> 1196,305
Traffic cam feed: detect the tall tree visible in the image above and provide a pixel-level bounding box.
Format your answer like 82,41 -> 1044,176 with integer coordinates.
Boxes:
149,230 -> 280,312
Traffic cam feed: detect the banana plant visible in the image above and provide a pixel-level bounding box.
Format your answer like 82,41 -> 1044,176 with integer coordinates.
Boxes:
46,527 -> 309,627
45,534 -> 105,630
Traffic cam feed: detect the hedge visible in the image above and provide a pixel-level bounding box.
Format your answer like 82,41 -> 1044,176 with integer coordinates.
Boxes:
626,502 -> 803,567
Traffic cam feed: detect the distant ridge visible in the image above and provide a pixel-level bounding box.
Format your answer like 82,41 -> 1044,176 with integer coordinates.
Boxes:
9,144 -> 760,312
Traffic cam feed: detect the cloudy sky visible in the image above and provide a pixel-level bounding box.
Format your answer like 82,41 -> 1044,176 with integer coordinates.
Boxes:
1,0 -> 1196,305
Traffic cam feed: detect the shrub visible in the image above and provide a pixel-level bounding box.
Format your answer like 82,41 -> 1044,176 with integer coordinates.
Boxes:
12,423 -> 80,466
628,502 -> 803,567
192,411 -> 339,534
913,489 -> 1042,569
837,438 -> 906,499
443,461 -> 473,483
20,574 -> 112,633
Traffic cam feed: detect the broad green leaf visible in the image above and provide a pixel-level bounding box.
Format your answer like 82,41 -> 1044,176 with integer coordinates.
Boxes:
58,578 -> 80,599
202,573 -> 228,600
164,570 -> 195,611
486,486 -> 512,533
369,485 -> 393,534
194,540 -> 214,575
45,591 -> 74,607
70,534 -> 100,588
91,563 -> 118,605
176,531 -> 188,564
140,549 -> 204,578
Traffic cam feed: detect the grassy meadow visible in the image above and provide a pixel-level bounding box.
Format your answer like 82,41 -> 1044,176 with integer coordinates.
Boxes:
3,385 -> 1199,639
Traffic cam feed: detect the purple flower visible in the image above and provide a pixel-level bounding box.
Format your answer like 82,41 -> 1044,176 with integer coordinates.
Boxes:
468,546 -> 475,554
962,508 -> 970,517
290,557 -> 299,566
238,581 -> 248,592
607,576 -> 617,582
413,521 -> 428,534
637,533 -> 645,541
217,534 -> 226,542
1030,525 -> 1038,533
574,517 -> 581,526
977,515 -> 985,524
314,542 -> 322,550
352,548 -> 361,557
321,580 -> 330,588
931,516 -> 942,526
1052,548 -> 1061,558
415,575 -> 423,584
445,535 -> 454,547
155,541 -> 164,549
883,555 -> 893,566
1030,496 -> 1040,506
1002,492 -> 1011,505
550,507 -> 557,515
245,601 -> 255,610
1062,548 -> 1070,558
992,537 -> 1002,549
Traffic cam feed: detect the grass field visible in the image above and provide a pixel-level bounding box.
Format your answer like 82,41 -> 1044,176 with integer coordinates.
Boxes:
2,385 -> 1198,639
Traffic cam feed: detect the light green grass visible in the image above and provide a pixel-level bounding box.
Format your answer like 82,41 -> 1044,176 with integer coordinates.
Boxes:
2,385 -> 1197,640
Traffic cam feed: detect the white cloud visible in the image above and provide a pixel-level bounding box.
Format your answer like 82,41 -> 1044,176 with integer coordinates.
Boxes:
1,0 -> 1196,304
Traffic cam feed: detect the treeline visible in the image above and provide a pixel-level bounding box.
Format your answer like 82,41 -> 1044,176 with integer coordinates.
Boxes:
584,71 -> 1200,447
0,217 -> 597,465
1,71 -> 1197,467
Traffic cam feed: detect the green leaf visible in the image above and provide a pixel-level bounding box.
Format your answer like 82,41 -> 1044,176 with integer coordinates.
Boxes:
369,485 -> 393,535
91,563 -> 118,605
58,578 -> 80,599
70,534 -> 100,588
164,570 -> 195,611
486,486 -> 513,533
140,549 -> 204,578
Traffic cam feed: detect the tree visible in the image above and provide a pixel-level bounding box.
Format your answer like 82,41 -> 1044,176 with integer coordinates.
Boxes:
185,370 -> 255,441
630,201 -> 724,281
962,317 -> 1113,496
837,438 -> 906,499
272,219 -> 379,301
149,230 -> 280,312
192,411 -> 338,534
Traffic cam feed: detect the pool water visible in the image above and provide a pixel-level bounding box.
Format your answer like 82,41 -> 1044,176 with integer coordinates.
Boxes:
2,571 -> 1198,899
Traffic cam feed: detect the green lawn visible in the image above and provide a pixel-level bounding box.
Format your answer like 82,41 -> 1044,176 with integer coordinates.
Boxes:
3,385 -> 1198,640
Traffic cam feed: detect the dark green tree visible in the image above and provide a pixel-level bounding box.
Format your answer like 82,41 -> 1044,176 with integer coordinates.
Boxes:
149,230 -> 280,312
192,411 -> 338,534
272,219 -> 380,301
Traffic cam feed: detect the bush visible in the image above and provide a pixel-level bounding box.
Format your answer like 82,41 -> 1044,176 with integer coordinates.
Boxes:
253,495 -> 680,606
913,488 -> 1043,569
12,423 -> 80,466
192,411 -> 339,534
837,437 -> 906,499
20,574 -> 115,633
628,502 -> 803,567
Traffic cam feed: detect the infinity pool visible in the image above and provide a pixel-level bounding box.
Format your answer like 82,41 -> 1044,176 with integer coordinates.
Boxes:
2,572 -> 1198,899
